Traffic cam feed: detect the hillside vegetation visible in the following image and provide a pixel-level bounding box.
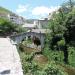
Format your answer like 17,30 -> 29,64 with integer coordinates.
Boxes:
0,6 -> 12,14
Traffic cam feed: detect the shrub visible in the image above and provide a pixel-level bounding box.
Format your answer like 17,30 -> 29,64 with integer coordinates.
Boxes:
68,47 -> 75,67
19,43 -> 25,52
43,47 -> 64,62
57,39 -> 65,46
42,63 -> 68,75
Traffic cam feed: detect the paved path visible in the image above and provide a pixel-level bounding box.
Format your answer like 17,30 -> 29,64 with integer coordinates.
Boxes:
0,38 -> 23,75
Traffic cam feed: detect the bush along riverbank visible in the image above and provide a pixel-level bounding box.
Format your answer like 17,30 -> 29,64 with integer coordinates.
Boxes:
17,41 -> 69,75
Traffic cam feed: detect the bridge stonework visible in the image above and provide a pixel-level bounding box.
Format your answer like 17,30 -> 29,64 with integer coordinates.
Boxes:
10,32 -> 45,48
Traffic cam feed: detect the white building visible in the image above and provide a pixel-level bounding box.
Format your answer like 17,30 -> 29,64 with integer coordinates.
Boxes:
22,18 -> 49,30
22,19 -> 38,29
37,18 -> 49,29
8,14 -> 25,25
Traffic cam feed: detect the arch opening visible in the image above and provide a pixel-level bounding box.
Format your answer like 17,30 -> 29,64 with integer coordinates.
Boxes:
32,36 -> 41,46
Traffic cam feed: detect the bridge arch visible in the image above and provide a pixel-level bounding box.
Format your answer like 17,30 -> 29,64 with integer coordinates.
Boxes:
10,32 -> 45,48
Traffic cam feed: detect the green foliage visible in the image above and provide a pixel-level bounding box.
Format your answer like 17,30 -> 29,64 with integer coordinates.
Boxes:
0,6 -> 12,14
22,39 -> 32,45
48,0 -> 75,65
19,39 -> 33,53
18,1 -> 75,74
49,11 -> 66,36
61,0 -> 75,11
0,18 -> 26,36
43,48 -> 64,62
0,18 -> 17,34
63,8 -> 75,28
48,1 -> 75,36
22,61 -> 38,74
19,43 -> 25,52
42,63 -> 68,75
57,39 -> 65,46
15,25 -> 27,33
68,47 -> 75,67
19,49 -> 67,75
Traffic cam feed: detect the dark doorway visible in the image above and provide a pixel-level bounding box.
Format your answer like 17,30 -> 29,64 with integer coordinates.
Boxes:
33,36 -> 41,46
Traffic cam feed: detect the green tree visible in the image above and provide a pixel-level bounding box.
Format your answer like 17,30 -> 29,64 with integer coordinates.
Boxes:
62,0 -> 75,12
0,18 -> 17,35
0,18 -> 26,36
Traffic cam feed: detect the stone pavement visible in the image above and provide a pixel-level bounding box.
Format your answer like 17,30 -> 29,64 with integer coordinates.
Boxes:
0,38 -> 23,75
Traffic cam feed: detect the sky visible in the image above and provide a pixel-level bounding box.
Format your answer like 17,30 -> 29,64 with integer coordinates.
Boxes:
0,0 -> 68,19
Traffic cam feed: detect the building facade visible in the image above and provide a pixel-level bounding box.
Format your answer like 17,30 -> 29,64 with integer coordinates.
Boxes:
8,14 -> 25,25
22,18 -> 49,29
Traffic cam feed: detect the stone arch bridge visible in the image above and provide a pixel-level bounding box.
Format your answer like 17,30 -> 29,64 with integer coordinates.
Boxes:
9,32 -> 45,48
